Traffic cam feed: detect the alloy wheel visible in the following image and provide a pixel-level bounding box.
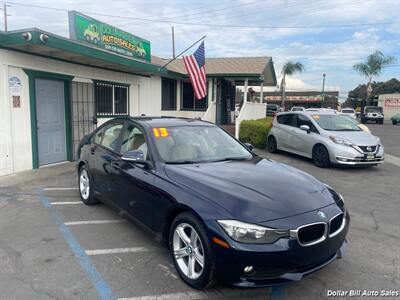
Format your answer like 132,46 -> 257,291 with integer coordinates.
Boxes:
79,169 -> 90,200
173,223 -> 205,280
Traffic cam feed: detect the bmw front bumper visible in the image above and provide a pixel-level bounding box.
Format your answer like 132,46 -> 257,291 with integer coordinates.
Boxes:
206,207 -> 349,287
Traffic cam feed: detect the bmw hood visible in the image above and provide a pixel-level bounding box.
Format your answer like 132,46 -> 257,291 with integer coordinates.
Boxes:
328,131 -> 380,146
164,157 -> 336,223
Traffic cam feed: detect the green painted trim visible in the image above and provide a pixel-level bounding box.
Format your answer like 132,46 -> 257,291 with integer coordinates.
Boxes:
27,74 -> 38,169
0,30 -> 182,78
23,68 -> 73,168
64,81 -> 73,161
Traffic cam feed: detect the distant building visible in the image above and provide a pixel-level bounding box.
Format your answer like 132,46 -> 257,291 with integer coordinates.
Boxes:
259,91 -> 339,110
378,93 -> 400,120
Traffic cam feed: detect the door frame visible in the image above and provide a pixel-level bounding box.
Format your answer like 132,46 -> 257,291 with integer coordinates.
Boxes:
24,69 -> 73,169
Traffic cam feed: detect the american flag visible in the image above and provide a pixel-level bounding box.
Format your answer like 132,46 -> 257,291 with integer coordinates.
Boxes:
183,41 -> 206,100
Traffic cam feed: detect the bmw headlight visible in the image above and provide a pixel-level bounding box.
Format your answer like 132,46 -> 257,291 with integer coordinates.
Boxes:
217,220 -> 289,244
329,135 -> 353,146
324,184 -> 345,208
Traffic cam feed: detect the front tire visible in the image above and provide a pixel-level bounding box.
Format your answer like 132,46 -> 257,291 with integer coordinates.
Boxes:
393,120 -> 397,125
312,145 -> 330,168
78,165 -> 99,205
267,136 -> 278,153
169,213 -> 216,289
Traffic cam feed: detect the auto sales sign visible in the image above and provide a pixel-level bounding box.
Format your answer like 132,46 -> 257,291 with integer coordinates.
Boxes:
68,11 -> 151,62
384,99 -> 400,107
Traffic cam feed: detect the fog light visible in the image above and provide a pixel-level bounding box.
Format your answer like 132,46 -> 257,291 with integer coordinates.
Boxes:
244,266 -> 254,273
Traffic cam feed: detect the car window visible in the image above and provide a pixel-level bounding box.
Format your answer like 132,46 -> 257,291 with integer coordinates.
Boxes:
100,123 -> 123,151
297,114 -> 318,133
93,127 -> 105,144
277,114 -> 296,126
120,123 -> 149,160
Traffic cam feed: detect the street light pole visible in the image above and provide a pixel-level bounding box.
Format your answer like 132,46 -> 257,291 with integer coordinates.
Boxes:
321,73 -> 326,108
1,3 -> 11,32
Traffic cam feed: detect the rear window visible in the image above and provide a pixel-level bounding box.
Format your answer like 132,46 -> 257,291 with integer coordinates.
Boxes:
267,105 -> 278,111
342,109 -> 354,113
366,107 -> 383,113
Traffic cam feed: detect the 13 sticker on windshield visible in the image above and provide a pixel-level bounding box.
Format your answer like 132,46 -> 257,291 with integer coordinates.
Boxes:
153,127 -> 169,138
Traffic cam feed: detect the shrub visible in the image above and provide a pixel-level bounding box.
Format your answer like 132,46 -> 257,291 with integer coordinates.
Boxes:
239,117 -> 273,149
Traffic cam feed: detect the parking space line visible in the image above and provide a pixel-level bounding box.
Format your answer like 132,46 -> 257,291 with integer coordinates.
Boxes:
86,247 -> 150,256
65,219 -> 126,226
385,154 -> 400,167
118,291 -> 207,300
44,187 -> 79,191
50,201 -> 83,205
38,189 -> 117,300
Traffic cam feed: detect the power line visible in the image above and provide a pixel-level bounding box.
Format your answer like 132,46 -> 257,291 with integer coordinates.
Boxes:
6,1 -> 400,29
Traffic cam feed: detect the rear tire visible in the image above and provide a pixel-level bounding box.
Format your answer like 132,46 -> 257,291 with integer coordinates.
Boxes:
169,212 -> 216,290
379,119 -> 384,124
393,120 -> 397,125
78,165 -> 99,205
267,136 -> 278,153
312,145 -> 330,168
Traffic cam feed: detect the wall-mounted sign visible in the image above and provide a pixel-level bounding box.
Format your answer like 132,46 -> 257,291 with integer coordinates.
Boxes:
9,76 -> 22,94
384,99 -> 400,107
68,11 -> 151,62
12,95 -> 21,108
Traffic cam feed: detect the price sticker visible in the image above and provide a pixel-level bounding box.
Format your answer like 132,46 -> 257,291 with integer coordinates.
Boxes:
153,127 -> 169,138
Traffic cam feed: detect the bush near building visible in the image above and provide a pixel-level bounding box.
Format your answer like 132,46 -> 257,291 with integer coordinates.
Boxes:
239,117 -> 273,149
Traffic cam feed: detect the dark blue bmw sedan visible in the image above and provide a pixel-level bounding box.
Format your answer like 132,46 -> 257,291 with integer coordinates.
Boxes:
77,117 -> 349,289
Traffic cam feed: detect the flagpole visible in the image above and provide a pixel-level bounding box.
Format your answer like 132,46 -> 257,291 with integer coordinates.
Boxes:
159,35 -> 206,70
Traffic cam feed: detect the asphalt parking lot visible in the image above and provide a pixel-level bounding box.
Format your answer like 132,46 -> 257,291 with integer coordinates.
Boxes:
0,123 -> 399,300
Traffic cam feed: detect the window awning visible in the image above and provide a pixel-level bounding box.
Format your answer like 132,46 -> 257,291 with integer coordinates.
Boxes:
0,29 -> 182,78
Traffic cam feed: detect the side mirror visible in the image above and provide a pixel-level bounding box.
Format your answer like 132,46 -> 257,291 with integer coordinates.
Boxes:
244,143 -> 254,151
121,150 -> 147,165
300,125 -> 311,133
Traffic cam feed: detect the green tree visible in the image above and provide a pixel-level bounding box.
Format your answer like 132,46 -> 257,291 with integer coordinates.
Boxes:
280,61 -> 305,110
353,51 -> 396,105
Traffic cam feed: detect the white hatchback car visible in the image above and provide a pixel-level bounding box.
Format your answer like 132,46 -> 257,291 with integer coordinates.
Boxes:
267,111 -> 384,167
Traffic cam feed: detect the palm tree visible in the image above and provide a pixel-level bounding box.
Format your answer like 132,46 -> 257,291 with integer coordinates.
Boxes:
353,51 -> 396,105
280,61 -> 305,110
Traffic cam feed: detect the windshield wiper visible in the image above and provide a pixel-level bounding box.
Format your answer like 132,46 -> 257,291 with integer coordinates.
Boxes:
211,157 -> 250,162
334,129 -> 360,131
165,160 -> 201,164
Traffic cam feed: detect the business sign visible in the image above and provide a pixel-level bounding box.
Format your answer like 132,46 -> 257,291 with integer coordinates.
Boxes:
384,99 -> 400,107
68,11 -> 151,62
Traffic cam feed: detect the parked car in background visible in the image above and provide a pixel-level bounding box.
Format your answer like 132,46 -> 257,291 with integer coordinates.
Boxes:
391,113 -> 400,125
340,108 -> 356,119
360,106 -> 384,124
267,112 -> 384,167
291,106 -> 305,112
77,117 -> 349,289
306,108 -> 320,112
266,104 -> 280,116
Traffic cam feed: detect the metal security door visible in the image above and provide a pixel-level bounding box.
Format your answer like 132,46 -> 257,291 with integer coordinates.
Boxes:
35,79 -> 67,166
71,82 -> 96,160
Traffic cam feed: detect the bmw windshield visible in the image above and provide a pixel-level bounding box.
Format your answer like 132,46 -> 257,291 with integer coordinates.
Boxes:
313,114 -> 362,131
151,126 -> 253,163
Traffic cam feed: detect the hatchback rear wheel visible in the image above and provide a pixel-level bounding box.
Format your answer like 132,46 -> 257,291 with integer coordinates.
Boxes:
169,213 -> 215,289
267,136 -> 278,153
312,145 -> 330,168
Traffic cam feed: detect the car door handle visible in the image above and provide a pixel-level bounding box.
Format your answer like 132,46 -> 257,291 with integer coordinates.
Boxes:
90,147 -> 96,155
111,161 -> 120,169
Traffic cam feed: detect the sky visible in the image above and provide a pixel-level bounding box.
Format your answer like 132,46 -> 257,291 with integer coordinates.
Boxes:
2,0 -> 400,101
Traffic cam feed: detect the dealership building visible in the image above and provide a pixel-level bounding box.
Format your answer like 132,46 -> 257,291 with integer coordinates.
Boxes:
0,12 -> 277,176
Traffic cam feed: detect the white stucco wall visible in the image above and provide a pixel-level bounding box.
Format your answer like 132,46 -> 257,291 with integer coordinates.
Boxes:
0,49 -> 214,176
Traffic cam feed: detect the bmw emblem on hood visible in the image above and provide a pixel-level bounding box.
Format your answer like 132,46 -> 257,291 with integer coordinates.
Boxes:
317,211 -> 327,220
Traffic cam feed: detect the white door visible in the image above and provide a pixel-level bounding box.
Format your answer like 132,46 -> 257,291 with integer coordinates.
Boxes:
35,79 -> 67,166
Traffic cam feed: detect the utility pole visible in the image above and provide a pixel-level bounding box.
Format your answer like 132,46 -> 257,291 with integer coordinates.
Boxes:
321,73 -> 326,108
1,3 -> 11,32
171,26 -> 176,58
